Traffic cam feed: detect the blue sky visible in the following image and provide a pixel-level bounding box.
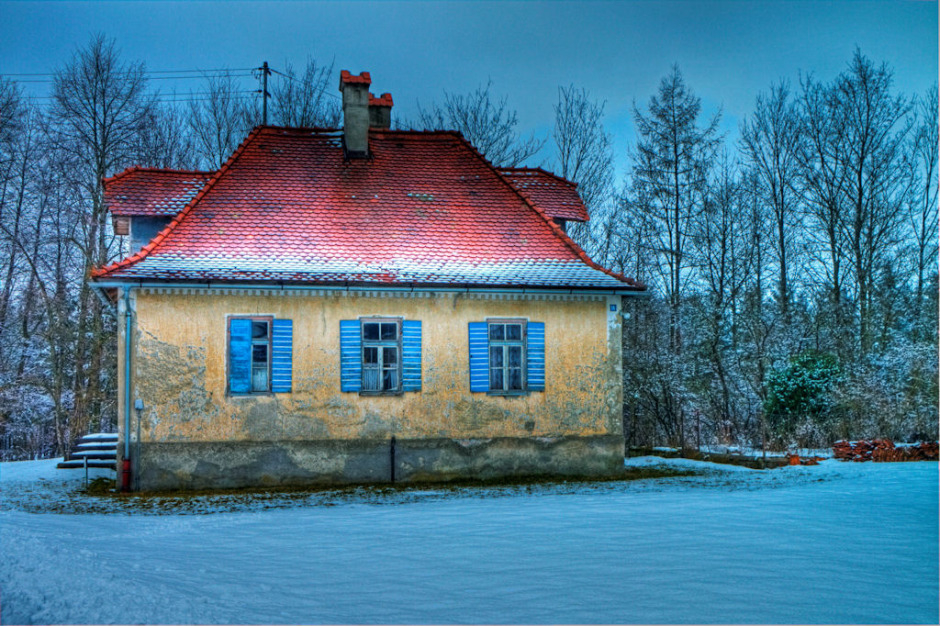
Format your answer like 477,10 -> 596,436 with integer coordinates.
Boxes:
1,1 -> 936,178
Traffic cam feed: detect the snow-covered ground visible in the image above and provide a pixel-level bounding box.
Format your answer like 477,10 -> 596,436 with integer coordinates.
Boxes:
1,457 -> 937,624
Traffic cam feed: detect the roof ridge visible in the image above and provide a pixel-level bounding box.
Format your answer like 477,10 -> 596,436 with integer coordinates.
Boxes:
499,166 -> 579,189
102,166 -> 215,187
369,128 -> 465,138
258,125 -> 341,134
93,127 -> 264,279
451,135 -> 638,288
249,126 -> 465,138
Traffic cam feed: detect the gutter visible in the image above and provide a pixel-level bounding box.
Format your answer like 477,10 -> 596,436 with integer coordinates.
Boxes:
91,280 -> 649,297
122,287 -> 134,490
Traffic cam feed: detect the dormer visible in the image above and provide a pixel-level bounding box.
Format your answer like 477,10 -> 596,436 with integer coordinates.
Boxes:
498,168 -> 590,232
104,167 -> 214,251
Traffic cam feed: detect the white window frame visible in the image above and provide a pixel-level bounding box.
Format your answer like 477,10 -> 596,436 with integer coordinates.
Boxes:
360,317 -> 403,394
487,318 -> 527,395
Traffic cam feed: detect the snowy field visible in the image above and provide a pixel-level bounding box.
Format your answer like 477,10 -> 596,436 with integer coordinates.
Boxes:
1,457 -> 937,624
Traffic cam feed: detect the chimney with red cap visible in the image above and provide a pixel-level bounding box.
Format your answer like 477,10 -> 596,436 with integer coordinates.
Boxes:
339,70 -> 372,157
339,71 -> 393,158
368,92 -> 393,130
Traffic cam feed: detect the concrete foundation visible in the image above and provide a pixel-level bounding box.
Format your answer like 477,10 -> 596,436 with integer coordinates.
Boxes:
135,435 -> 624,491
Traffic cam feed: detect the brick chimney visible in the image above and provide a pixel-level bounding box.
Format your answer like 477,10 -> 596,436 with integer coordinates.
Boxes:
339,70 -> 371,157
368,93 -> 393,130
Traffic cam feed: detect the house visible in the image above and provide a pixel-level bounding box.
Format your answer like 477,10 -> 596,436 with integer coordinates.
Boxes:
91,71 -> 645,491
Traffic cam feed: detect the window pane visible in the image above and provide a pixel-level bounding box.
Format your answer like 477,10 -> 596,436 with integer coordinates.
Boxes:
383,346 -> 398,365
363,347 -> 378,365
363,323 -> 379,340
489,324 -> 504,341
506,324 -> 522,341
252,321 -> 268,339
508,346 -> 522,367
363,368 -> 379,391
490,368 -> 504,391
508,368 -> 523,390
252,344 -> 268,364
383,369 -> 399,391
251,365 -> 268,392
381,323 -> 397,340
489,346 -> 503,367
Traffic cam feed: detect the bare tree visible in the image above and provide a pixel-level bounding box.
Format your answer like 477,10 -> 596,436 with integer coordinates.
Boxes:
413,80 -> 544,167
0,78 -> 19,159
0,90 -> 29,338
188,71 -> 253,169
734,167 -> 782,452
135,103 -> 200,170
46,34 -> 156,451
271,58 -> 341,128
692,153 -> 754,440
0,100 -> 83,459
909,84 -> 938,320
797,72 -> 850,346
833,50 -> 913,355
740,81 -> 802,324
0,78 -> 24,331
630,65 -> 721,353
552,84 -> 615,252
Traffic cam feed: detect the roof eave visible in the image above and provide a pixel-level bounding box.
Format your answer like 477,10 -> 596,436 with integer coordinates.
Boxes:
90,277 -> 647,296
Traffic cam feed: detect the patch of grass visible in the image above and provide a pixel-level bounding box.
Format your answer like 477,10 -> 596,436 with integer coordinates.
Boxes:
4,465 -> 701,516
621,466 -> 697,480
629,447 -> 791,469
103,466 -> 698,500
83,477 -> 116,494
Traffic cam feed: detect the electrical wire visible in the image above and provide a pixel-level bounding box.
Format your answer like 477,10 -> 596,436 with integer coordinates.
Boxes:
5,64 -> 341,104
3,73 -> 254,84
0,67 -> 256,78
268,68 -> 340,99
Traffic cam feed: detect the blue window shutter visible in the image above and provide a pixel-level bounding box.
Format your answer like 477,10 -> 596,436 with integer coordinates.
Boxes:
401,320 -> 422,392
271,319 -> 293,393
468,322 -> 489,392
228,318 -> 252,394
339,320 -> 361,392
527,322 -> 545,392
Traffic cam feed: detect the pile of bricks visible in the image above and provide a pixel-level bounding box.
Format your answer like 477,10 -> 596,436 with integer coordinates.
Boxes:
787,454 -> 826,466
833,439 -> 939,462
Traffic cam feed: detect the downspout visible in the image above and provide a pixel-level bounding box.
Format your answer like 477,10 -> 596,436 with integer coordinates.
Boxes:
121,287 -> 134,491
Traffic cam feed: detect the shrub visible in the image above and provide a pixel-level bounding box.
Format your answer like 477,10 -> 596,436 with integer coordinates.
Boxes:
764,351 -> 841,446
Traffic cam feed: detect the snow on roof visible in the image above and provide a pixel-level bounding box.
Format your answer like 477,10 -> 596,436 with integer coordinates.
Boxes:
93,127 -> 642,291
103,167 -> 214,217
499,167 -> 590,222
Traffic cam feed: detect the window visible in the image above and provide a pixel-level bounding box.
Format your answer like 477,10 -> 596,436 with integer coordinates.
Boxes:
228,316 -> 292,394
488,321 -> 525,392
469,319 -> 544,394
362,318 -> 401,393
340,318 -> 422,394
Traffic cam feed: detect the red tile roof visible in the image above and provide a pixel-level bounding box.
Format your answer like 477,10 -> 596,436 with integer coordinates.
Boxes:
369,92 -> 393,107
104,167 -> 214,217
93,127 -> 641,291
499,168 -> 589,222
340,70 -> 371,85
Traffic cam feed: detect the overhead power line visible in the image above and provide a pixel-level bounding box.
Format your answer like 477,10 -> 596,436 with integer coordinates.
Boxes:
3,73 -> 254,84
0,67 -> 256,78
269,67 -> 340,100
6,62 -> 342,108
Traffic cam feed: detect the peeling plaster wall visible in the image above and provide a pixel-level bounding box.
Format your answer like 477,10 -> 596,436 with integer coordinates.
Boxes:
120,288 -> 624,488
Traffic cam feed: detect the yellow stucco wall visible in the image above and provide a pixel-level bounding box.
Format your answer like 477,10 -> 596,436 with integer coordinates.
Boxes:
122,289 -> 623,445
